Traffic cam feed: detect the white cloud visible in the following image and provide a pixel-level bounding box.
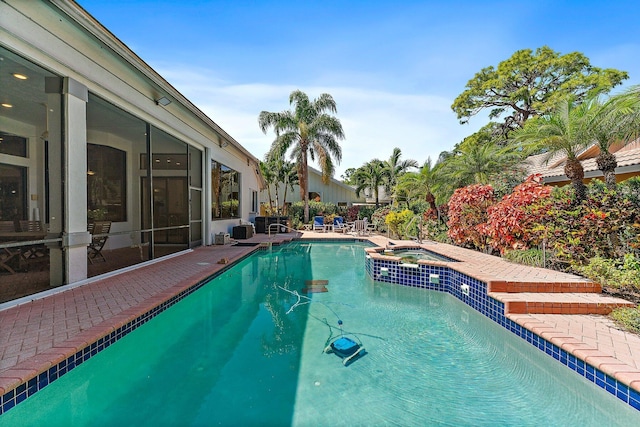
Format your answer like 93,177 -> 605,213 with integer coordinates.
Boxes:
157,65 -> 482,178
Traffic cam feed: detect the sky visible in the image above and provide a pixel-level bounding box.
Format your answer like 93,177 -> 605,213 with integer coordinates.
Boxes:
77,0 -> 640,179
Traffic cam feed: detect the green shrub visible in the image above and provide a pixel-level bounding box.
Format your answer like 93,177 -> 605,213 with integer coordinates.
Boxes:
289,201 -> 339,226
502,248 -> 548,268
575,255 -> 640,290
610,306 -> 640,334
370,206 -> 391,233
358,205 -> 376,221
385,209 -> 415,239
408,200 -> 430,216
528,183 -> 638,270
422,217 -> 451,243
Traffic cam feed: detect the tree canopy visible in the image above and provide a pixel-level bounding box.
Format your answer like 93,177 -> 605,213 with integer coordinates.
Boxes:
451,46 -> 628,134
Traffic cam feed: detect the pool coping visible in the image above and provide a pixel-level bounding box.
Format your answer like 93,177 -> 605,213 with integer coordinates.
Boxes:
1,233 -> 640,415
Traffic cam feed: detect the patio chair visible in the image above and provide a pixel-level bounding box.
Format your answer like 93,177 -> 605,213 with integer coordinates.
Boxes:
17,220 -> 49,267
88,220 -> 111,263
333,216 -> 348,233
0,221 -> 20,274
352,219 -> 368,236
313,216 -> 325,232
364,218 -> 376,235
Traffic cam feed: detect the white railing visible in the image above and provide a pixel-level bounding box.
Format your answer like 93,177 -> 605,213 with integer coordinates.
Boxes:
267,222 -> 299,236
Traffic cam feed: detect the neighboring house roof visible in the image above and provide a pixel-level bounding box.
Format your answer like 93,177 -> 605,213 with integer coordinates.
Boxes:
523,140 -> 640,183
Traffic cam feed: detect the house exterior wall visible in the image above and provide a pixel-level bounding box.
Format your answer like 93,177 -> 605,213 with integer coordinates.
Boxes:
260,167 -> 365,209
0,0 -> 262,294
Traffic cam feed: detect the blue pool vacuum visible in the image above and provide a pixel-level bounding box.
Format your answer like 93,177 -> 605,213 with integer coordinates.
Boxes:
323,320 -> 366,366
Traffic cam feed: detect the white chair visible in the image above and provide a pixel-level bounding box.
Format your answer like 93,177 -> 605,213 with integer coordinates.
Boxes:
352,219 -> 368,236
364,218 -> 376,235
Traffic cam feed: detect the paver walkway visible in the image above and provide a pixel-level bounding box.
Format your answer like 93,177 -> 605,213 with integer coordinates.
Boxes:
1,231 -> 639,413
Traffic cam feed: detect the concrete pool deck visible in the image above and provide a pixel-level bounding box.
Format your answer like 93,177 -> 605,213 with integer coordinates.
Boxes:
1,231 -> 640,412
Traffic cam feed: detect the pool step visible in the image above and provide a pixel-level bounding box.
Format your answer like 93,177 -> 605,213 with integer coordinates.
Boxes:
490,292 -> 634,315
488,280 -> 601,293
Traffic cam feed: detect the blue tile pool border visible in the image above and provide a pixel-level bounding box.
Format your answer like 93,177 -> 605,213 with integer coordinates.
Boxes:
365,254 -> 640,411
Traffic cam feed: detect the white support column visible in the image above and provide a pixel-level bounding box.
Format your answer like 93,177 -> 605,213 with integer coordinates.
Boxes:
62,77 -> 90,283
204,147 -> 212,245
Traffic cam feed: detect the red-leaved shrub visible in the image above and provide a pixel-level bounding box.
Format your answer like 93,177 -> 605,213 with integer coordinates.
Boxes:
447,184 -> 495,250
482,174 -> 552,254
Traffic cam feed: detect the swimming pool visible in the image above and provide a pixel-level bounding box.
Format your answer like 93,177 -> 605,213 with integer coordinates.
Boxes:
2,241 -> 639,425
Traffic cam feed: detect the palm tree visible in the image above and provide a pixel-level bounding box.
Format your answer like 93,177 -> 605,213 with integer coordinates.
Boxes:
353,160 -> 387,208
591,88 -> 640,188
259,160 -> 277,215
512,97 -> 592,201
396,157 -> 442,215
259,90 -> 345,223
383,147 -> 418,197
439,140 -> 523,188
278,160 -> 299,215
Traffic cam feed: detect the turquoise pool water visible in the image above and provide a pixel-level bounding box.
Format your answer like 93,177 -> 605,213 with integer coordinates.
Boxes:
3,241 -> 640,426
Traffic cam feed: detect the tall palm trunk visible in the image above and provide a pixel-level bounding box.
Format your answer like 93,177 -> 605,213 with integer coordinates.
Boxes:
425,192 -> 441,220
301,154 -> 310,223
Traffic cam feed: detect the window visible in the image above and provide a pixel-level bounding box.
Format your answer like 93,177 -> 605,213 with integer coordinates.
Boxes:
251,190 -> 258,213
0,131 -> 27,157
0,163 -> 26,220
87,144 -> 127,222
212,160 -> 239,219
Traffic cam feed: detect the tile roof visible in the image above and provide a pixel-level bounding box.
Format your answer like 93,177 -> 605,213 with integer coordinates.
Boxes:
523,142 -> 640,179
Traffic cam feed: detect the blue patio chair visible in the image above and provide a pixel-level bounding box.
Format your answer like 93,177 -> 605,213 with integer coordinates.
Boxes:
333,216 -> 348,233
313,216 -> 325,231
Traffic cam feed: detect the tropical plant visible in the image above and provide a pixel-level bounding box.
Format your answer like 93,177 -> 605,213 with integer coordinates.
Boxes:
481,174 -> 552,254
277,160 -> 299,215
382,147 -> 418,197
259,90 -> 345,223
511,97 -> 593,202
396,157 -> 443,217
259,160 -> 277,213
610,307 -> 640,334
385,209 -> 415,239
344,205 -> 361,222
575,254 -> 640,290
528,183 -> 637,269
353,160 -> 388,208
341,167 -> 358,185
289,200 -> 338,228
422,213 -> 451,243
451,46 -> 628,134
446,184 -> 496,251
591,87 -> 640,188
370,206 -> 391,233
502,248 -> 548,268
438,139 -> 524,190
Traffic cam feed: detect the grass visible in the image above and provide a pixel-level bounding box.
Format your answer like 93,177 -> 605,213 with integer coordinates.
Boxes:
610,306 -> 640,334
